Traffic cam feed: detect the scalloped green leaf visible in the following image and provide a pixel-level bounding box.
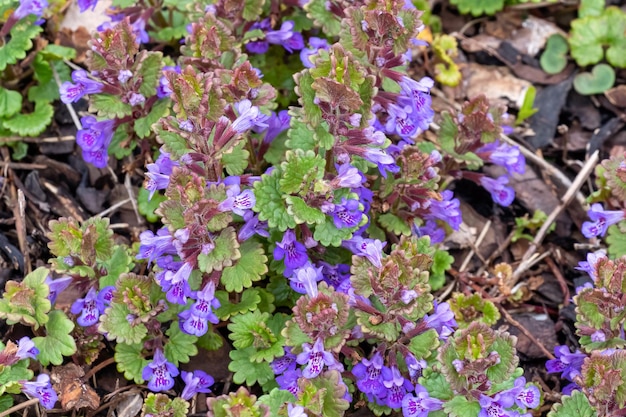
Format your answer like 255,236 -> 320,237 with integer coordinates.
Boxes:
243,0 -> 265,20
286,196 -> 326,225
449,0 -> 505,16
569,7 -> 626,68
134,98 -> 170,139
443,396 -> 481,417
378,213 -> 411,236
606,223 -> 626,257
280,150 -> 325,195
430,249 -> 453,291
547,390 -> 597,417
197,227 -> 241,274
3,102 -> 53,137
0,20 -> 42,71
286,116 -> 316,151
221,239 -> 268,292
313,218 -> 356,247
164,323 -> 198,366
155,127 -> 190,160
99,302 -> 149,344
134,51 -> 163,98
115,342 -> 148,384
0,88 -> 22,118
32,310 -> 77,366
228,310 -> 284,363
408,329 -> 440,360
540,34 -> 569,75
253,170 -> 296,231
89,94 -> 133,119
221,140 -> 250,176
229,346 -> 275,386
258,388 -> 296,416
143,394 -> 189,417
304,0 -> 342,37
215,288 -> 261,320
0,267 -> 50,329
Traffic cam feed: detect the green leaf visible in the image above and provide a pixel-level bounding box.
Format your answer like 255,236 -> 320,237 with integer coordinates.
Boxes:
215,288 -> 261,320
449,0 -> 504,16
579,0 -> 605,17
229,346 -> 275,386
313,218 -> 356,247
32,310 -> 77,366
3,102 -> 53,137
540,34 -> 569,75
516,86 -> 539,125
115,342 -> 148,384
197,325 -> 224,351
137,187 -> 166,223
547,390 -> 597,417
606,223 -> 626,257
253,170 -> 296,231
420,369 -> 454,400
258,388 -> 296,416
443,396 -> 481,417
378,213 -> 411,236
164,323 -> 198,366
134,99 -> 170,139
286,196 -> 326,225
228,310 -> 284,362
0,394 -> 14,412
221,140 -> 250,176
315,123 -> 335,150
197,227 -> 241,274
569,7 -> 626,68
294,72 -> 322,128
99,245 -> 134,288
221,239 -> 268,292
135,51 -> 164,98
280,150 -> 325,195
286,115 -> 317,151
304,0 -> 342,36
407,329 -> 440,360
108,126 -> 135,159
89,94 -> 133,119
430,249 -> 453,291
0,267 -> 50,329
0,361 -> 33,396
0,88 -> 22,118
99,302 -> 149,344
573,64 -> 615,96
39,44 -> 77,61
155,127 -> 190,159
243,0 -> 265,20
0,20 -> 42,71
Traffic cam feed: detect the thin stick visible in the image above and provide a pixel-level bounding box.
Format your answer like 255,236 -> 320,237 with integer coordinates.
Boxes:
0,398 -> 39,417
459,220 -> 491,273
511,150 -> 599,284
124,174 -> 143,225
0,161 -> 48,170
499,305 -> 555,360
95,198 -> 132,218
476,229 -> 516,276
545,256 -> 570,307
16,189 -> 30,274
83,356 -> 116,380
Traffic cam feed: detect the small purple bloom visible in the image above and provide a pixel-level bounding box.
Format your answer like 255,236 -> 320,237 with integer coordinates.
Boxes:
423,301 -> 457,340
142,349 -> 179,392
181,370 -> 214,400
178,309 -> 208,337
157,66 -> 180,98
274,230 -> 309,274
70,287 -> 104,327
137,227 -> 175,265
218,185 -> 255,216
581,203 -> 626,238
333,164 -> 364,189
263,110 -> 290,144
330,198 -> 362,229
290,263 -> 322,296
16,336 -> 39,360
76,115 -> 114,151
98,286 -> 115,307
235,100 -> 269,132
381,366 -> 413,409
300,37 -> 330,68
575,249 -> 606,281
118,69 -> 132,83
405,353 -> 427,385
287,404 -> 307,417
545,345 -> 586,381
265,21 -> 304,53
162,278 -> 193,305
425,190 -> 462,230
414,220 -> 446,244
77,0 -> 98,12
476,140 -> 525,176
21,374 -> 57,410
276,368 -> 302,396
14,0 -> 48,20
60,70 -> 104,104
343,236 -> 385,268
478,393 -> 517,417
296,338 -> 341,379
129,92 -> 146,106
238,212 -> 269,241
131,17 -> 149,44
45,275 -> 72,304
271,347 -> 297,375
189,282 -> 220,323
352,352 -> 385,396
402,384 -> 444,417
480,175 -> 515,207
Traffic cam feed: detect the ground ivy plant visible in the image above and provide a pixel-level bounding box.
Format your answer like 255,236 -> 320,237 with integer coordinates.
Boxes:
0,0 -> 538,416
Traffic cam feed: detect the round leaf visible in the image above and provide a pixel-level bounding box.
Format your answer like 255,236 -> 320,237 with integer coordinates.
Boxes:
573,64 -> 615,95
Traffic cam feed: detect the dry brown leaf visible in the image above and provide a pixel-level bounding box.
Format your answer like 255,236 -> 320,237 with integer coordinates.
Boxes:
51,363 -> 100,411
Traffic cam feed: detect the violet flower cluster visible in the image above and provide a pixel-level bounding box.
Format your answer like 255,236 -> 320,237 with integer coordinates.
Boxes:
245,19 -> 305,55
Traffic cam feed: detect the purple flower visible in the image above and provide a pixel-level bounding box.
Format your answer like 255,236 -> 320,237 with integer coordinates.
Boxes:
263,110 -> 290,144
82,147 -> 109,169
296,338 -> 341,379
118,70 -> 132,83
414,220 -> 445,244
385,100 -> 421,140
423,301 -> 457,340
277,368 -> 302,396
425,190 -> 462,230
271,347 -> 297,375
44,275 -> 72,305
157,66 -> 180,98
287,404 -> 307,417
16,336 -> 39,360
142,349 -> 179,392
478,392 -> 517,417
235,100 -> 269,132
218,185 -> 255,216
238,212 -> 269,241
575,249 -> 606,281
479,176 -> 515,207
581,203 -> 626,238
265,21 -> 304,53
131,17 -> 149,44
274,230 -> 309,274
343,236 -> 385,268
405,353 -> 427,385
300,37 -> 330,68
319,262 -> 350,289
245,19 -> 272,54
381,366 -> 413,409
98,286 -> 115,307
77,0 -> 98,12
545,345 -> 586,381
129,92 -> 146,106
178,309 -> 208,337
189,282 -> 220,323
181,370 -> 214,400
290,263 -> 322,296
70,287 -> 104,327
330,198 -> 363,229
402,384 -> 443,417
333,164 -> 364,189
162,278 -> 193,305
21,374 -> 57,410
476,140 -> 525,176
60,70 -> 104,104
76,116 -> 114,151
14,0 -> 48,20
352,352 -> 385,396
137,227 -> 175,265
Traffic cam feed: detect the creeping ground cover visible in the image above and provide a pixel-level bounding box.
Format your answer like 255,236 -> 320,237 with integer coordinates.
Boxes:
1,0 -> 626,416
